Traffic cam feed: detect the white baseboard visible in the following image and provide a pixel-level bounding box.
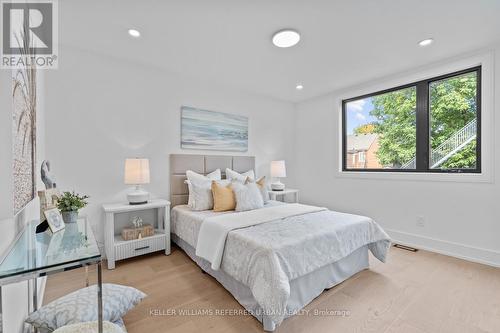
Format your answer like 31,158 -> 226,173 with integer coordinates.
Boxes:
386,229 -> 500,268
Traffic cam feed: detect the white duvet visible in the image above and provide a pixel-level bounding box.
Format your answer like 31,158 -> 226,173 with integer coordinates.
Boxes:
193,203 -> 391,326
196,204 -> 327,270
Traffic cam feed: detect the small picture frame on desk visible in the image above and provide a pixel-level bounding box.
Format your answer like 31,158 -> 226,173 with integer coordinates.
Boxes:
44,208 -> 66,233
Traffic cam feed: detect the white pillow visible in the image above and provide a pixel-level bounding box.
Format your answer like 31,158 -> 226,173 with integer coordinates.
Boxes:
189,179 -> 232,211
186,169 -> 221,183
185,169 -> 221,208
232,182 -> 264,212
225,168 -> 255,183
188,179 -> 213,211
252,176 -> 270,204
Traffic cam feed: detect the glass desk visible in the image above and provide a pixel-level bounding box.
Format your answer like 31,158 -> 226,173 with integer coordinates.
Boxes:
0,218 -> 103,333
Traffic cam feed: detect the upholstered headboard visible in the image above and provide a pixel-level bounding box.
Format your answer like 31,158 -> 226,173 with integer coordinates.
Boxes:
170,154 -> 255,207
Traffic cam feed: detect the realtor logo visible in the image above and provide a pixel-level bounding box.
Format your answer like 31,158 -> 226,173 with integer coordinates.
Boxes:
1,0 -> 58,69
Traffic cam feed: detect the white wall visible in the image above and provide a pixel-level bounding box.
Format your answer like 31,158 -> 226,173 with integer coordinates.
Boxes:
44,46 -> 295,248
292,47 -> 500,267
44,45 -> 499,267
0,68 -> 46,332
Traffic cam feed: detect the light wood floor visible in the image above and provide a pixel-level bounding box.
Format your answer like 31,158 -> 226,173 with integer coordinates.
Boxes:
44,245 -> 500,333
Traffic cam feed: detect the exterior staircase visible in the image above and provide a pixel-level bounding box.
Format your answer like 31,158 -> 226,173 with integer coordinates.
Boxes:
401,118 -> 477,169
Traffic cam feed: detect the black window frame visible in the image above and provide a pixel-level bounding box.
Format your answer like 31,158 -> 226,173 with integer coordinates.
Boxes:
342,66 -> 481,174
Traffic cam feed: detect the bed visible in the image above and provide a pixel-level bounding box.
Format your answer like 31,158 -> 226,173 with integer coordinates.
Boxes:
169,154 -> 391,331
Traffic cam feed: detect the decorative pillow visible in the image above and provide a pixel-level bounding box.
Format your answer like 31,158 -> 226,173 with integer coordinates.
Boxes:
25,284 -> 146,332
185,169 -> 221,208
211,181 -> 236,212
189,179 -> 231,211
255,176 -> 269,204
113,318 -> 127,333
232,182 -> 264,212
186,169 -> 221,183
189,179 -> 214,211
53,321 -> 124,333
225,168 -> 255,183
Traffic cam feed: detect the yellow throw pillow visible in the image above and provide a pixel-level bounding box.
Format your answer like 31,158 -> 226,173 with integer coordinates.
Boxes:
256,176 -> 266,188
211,181 -> 236,212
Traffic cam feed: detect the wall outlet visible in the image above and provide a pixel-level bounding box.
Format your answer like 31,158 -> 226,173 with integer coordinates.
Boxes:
416,216 -> 425,227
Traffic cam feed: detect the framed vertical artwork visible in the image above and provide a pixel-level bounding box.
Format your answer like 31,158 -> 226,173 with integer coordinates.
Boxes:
12,65 -> 37,215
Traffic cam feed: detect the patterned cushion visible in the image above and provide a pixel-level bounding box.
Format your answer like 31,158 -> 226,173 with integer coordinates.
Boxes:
186,169 -> 221,208
53,321 -> 123,333
112,318 -> 127,333
232,182 -> 264,212
26,284 -> 146,331
188,179 -> 215,211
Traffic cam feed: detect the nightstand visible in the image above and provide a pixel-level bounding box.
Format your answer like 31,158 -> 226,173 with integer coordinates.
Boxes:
268,188 -> 299,203
102,199 -> 170,269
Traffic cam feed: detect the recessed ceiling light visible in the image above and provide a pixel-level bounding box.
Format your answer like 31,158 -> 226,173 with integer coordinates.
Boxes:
296,84 -> 304,90
128,29 -> 141,38
418,38 -> 433,47
272,29 -> 300,48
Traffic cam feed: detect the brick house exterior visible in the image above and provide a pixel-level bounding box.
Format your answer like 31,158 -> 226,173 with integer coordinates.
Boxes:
346,134 -> 382,169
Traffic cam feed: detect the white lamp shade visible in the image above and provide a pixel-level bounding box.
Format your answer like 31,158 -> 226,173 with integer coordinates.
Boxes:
270,160 -> 286,178
124,158 -> 150,185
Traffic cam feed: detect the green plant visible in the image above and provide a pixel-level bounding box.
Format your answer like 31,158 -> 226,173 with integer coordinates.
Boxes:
57,191 -> 89,212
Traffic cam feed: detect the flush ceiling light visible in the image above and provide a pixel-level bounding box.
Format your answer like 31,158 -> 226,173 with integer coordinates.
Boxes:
296,84 -> 304,90
418,38 -> 434,47
128,29 -> 141,38
272,29 -> 300,48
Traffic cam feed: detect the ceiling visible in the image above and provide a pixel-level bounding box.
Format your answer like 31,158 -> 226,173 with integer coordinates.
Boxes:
60,0 -> 500,103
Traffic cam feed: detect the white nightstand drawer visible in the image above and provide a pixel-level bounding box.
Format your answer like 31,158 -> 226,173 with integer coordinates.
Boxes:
114,233 -> 166,261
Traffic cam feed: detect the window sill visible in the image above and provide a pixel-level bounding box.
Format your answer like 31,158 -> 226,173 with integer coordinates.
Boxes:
336,170 -> 492,183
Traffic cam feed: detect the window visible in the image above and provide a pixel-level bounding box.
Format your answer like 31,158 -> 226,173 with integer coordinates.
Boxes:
342,67 -> 480,173
359,151 -> 366,163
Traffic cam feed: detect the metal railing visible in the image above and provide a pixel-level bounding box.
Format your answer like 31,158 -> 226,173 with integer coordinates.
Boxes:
401,118 -> 477,169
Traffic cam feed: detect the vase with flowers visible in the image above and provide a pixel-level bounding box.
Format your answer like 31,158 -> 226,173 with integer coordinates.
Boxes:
57,191 -> 89,223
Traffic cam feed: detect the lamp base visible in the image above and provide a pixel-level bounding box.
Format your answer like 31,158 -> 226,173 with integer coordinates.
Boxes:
127,186 -> 149,205
128,200 -> 148,205
270,181 -> 285,191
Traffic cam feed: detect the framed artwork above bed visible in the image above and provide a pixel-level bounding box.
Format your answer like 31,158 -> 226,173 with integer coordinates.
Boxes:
181,106 -> 248,152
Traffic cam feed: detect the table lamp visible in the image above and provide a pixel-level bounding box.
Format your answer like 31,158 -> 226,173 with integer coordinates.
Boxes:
270,160 -> 286,191
124,158 -> 150,205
